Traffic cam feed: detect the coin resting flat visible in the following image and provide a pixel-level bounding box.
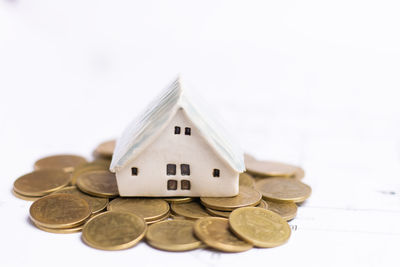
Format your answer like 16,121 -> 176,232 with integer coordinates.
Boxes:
14,169 -> 71,197
76,170 -> 119,198
265,200 -> 297,221
255,177 -> 311,203
145,220 -> 202,251
34,154 -> 87,173
29,193 -> 91,229
194,217 -> 252,252
245,160 -> 298,177
170,201 -> 210,219
229,207 -> 291,248
108,198 -> 170,222
82,211 -> 147,250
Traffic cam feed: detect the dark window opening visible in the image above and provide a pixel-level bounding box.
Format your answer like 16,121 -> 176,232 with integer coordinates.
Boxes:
167,180 -> 178,190
213,169 -> 220,177
180,164 -> 190,176
181,180 -> 191,190
131,167 -> 138,176
174,126 -> 181,135
185,127 -> 191,135
167,164 -> 176,175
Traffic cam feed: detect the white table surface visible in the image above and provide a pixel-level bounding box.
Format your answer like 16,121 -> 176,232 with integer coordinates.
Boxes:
1,1 -> 400,266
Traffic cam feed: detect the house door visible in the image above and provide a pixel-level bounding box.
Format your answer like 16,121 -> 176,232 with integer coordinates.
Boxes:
166,163 -> 191,191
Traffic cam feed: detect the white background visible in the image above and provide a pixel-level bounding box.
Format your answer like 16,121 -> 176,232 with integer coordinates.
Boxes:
1,1 -> 400,266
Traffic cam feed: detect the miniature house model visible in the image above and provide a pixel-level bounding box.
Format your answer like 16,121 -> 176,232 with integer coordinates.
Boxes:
110,76 -> 245,197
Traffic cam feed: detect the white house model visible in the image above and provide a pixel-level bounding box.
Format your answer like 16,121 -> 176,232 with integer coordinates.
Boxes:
110,76 -> 245,197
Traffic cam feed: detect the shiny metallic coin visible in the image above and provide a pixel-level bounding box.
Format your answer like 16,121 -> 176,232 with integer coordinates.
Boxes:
194,217 -> 252,252
34,154 -> 87,173
292,167 -> 305,180
147,212 -> 170,224
246,160 -> 298,177
82,211 -> 147,250
170,201 -> 210,220
93,140 -> 116,159
32,221 -> 83,234
14,169 -> 71,197
200,186 -> 261,211
163,197 -> 194,204
265,200 -> 297,221
145,220 -> 202,251
239,173 -> 255,188
30,193 -> 91,229
12,189 -> 41,201
108,198 -> 170,223
70,162 -> 110,185
205,199 -> 268,218
53,186 -> 108,214
76,170 -> 119,198
255,177 -> 311,203
229,207 -> 291,248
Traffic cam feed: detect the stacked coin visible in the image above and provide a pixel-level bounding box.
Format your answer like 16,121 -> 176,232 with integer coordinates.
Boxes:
13,144 -> 312,252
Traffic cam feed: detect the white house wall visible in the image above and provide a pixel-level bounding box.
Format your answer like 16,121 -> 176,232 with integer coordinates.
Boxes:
116,108 -> 239,197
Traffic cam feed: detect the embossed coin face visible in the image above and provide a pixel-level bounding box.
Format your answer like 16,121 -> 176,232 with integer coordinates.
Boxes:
265,200 -> 297,221
54,186 -> 108,214
30,193 -> 91,229
108,198 -> 170,222
246,160 -> 298,177
93,140 -> 116,159
229,207 -> 291,248
194,217 -> 252,252
76,170 -> 119,198
145,220 -> 202,251
170,201 -> 210,220
200,186 -> 262,211
239,173 -> 255,188
70,162 -> 110,185
14,169 -> 71,197
255,177 -> 311,203
82,211 -> 147,250
34,154 -> 87,173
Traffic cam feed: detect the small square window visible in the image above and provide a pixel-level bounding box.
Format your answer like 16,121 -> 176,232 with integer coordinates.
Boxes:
131,167 -> 138,176
174,126 -> 181,135
180,164 -> 190,176
213,169 -> 220,177
181,180 -> 191,190
167,180 -> 177,190
167,164 -> 176,175
185,127 -> 191,135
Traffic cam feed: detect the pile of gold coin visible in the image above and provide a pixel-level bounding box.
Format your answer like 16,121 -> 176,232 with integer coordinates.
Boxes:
12,140 -> 312,252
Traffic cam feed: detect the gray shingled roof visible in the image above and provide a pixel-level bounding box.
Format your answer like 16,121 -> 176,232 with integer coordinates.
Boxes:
110,76 -> 245,173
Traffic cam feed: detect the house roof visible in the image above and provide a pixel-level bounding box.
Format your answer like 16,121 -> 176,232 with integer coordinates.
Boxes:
110,76 -> 245,173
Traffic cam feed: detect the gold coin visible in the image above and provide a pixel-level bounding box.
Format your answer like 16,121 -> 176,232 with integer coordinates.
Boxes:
265,200 -> 297,221
76,170 -> 119,198
170,201 -> 210,219
32,221 -> 83,234
93,140 -> 116,159
246,160 -> 298,177
12,189 -> 41,201
14,169 -> 71,197
34,154 -> 87,173
108,198 -> 170,223
255,177 -> 311,203
205,199 -> 269,218
53,186 -> 108,214
70,162 -> 110,185
147,212 -> 170,224
30,193 -> 91,229
82,211 -> 147,250
229,207 -> 291,248
244,153 -> 257,163
163,197 -> 194,204
145,220 -> 202,251
292,167 -> 305,180
194,217 -> 252,252
239,173 -> 255,188
200,186 -> 261,211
